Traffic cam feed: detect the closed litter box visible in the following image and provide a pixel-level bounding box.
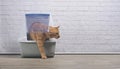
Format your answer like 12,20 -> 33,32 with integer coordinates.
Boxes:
20,40 -> 56,58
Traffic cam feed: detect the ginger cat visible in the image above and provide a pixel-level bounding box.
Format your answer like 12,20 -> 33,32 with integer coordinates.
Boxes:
30,26 -> 60,59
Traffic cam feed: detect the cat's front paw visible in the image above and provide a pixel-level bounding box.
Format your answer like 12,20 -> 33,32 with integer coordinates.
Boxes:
42,56 -> 47,59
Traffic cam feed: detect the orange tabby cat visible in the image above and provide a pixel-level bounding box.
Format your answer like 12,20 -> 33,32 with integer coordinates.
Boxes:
30,26 -> 60,59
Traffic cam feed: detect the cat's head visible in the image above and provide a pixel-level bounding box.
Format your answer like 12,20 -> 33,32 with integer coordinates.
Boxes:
49,26 -> 60,39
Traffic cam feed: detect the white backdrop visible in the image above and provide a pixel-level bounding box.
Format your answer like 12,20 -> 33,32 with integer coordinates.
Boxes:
0,0 -> 120,54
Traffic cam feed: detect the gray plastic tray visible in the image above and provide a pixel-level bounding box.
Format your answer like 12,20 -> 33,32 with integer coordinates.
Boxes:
20,40 -> 56,58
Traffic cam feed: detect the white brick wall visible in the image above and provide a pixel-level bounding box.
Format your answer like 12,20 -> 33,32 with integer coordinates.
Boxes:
0,0 -> 120,54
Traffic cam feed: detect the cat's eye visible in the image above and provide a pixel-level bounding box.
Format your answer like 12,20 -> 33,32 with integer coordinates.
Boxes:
56,33 -> 58,34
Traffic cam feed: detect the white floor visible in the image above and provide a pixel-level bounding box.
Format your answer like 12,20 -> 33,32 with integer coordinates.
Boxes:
0,55 -> 120,69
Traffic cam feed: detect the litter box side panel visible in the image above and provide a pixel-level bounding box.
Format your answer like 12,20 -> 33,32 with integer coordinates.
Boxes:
20,42 -> 56,58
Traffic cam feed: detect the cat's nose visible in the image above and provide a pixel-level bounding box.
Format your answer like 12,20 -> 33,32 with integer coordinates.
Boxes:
58,36 -> 60,38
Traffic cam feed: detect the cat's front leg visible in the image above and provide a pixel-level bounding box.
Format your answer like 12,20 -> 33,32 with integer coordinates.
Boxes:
37,40 -> 47,59
36,33 -> 47,59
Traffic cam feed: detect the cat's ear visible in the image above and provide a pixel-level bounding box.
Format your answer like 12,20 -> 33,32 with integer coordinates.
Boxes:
57,26 -> 60,28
